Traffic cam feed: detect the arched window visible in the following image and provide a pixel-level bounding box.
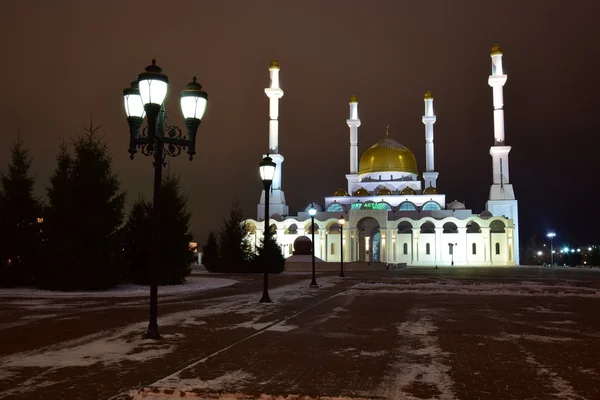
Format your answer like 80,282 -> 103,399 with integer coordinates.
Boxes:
326,203 -> 344,212
426,243 -> 431,255
377,202 -> 393,211
472,243 -> 477,255
422,201 -> 442,211
495,242 -> 500,255
403,243 -> 408,255
398,201 -> 417,211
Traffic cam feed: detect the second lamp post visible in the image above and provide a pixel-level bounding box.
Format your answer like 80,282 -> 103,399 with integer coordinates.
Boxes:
123,59 -> 208,339
339,215 -> 345,278
259,155 -> 276,303
309,204 -> 318,287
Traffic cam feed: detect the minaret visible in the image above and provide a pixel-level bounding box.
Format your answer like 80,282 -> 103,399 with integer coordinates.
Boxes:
485,44 -> 520,264
422,90 -> 438,189
346,94 -> 361,194
257,59 -> 288,220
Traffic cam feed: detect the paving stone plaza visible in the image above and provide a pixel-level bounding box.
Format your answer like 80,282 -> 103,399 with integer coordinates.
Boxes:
1,267 -> 599,399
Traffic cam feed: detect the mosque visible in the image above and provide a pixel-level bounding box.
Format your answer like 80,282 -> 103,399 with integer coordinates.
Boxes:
246,45 -> 519,266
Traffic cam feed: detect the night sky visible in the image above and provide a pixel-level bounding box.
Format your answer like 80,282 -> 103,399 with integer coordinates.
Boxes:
1,1 -> 599,250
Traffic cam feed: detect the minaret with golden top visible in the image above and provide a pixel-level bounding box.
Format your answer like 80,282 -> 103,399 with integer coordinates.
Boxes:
486,44 -> 520,264
257,59 -> 288,219
422,90 -> 438,189
345,94 -> 361,193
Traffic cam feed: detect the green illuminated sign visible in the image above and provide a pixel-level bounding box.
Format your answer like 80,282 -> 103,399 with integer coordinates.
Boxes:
351,202 -> 392,211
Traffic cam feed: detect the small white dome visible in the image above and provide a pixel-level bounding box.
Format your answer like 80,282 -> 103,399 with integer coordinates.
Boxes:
447,200 -> 466,210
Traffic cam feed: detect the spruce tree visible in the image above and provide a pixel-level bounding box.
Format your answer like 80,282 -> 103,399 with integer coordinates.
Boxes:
252,234 -> 286,274
122,197 -> 152,283
202,231 -> 219,272
0,137 -> 43,287
123,172 -> 193,285
41,124 -> 125,290
219,200 -> 252,272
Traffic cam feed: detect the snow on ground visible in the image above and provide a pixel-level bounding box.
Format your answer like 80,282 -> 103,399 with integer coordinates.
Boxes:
0,276 -> 238,299
132,391 -> 372,400
376,308 -> 455,399
0,278 -> 331,397
352,280 -> 600,297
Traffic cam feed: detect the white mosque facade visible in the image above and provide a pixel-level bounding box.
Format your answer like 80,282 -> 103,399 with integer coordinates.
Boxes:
246,45 -> 519,266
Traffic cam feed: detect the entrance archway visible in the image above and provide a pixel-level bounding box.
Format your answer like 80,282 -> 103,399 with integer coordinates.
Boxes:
357,217 -> 380,262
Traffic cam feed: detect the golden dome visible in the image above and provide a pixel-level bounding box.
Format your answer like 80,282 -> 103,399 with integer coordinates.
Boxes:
349,94 -> 358,103
400,187 -> 416,195
333,188 -> 349,197
377,187 -> 392,196
358,137 -> 418,175
423,186 -> 437,195
353,187 -> 370,196
491,44 -> 502,55
424,90 -> 434,100
269,59 -> 280,69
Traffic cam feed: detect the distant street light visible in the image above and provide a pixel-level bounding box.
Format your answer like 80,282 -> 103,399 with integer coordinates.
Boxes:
547,232 -> 556,266
259,155 -> 276,303
308,204 -> 318,287
123,60 -> 207,339
339,215 -> 345,278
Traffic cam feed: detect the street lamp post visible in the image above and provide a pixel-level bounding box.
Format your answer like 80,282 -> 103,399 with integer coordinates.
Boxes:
259,156 -> 276,303
339,215 -> 345,278
123,59 -> 208,339
309,204 -> 318,287
547,232 -> 556,267
450,243 -> 457,266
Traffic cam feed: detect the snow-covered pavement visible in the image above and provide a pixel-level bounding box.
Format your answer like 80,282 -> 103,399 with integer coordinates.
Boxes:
1,267 -> 600,399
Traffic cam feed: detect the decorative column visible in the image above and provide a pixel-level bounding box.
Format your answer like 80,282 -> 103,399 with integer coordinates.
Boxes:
435,227 -> 443,264
380,230 -> 386,263
422,91 -> 439,189
412,228 -> 420,264
320,229 -> 326,260
482,226 -> 491,265
458,227 -> 467,265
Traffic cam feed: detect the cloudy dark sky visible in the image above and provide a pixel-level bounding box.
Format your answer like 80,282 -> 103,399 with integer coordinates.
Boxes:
1,1 -> 598,250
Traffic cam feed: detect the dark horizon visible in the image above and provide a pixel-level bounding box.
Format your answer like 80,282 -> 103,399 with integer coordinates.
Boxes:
2,1 -> 599,251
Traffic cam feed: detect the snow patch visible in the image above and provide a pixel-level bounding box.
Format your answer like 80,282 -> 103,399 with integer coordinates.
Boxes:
377,312 -> 455,399
150,370 -> 254,392
359,350 -> 387,357
0,276 -> 238,299
266,323 -> 298,332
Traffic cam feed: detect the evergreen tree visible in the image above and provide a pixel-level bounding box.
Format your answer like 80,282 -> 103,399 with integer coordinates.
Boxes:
123,172 -> 193,285
202,231 -> 219,272
41,124 -> 125,290
0,137 -> 43,287
158,173 -> 193,284
218,200 -> 252,272
251,234 -> 285,274
122,196 -> 152,283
